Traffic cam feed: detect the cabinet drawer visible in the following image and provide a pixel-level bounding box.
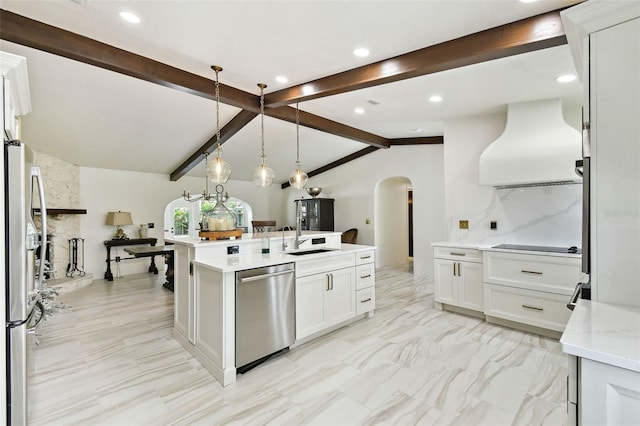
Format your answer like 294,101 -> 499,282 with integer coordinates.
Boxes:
434,246 -> 481,262
484,283 -> 572,332
355,264 -> 375,290
355,250 -> 375,265
356,287 -> 375,315
296,253 -> 355,278
484,252 -> 581,295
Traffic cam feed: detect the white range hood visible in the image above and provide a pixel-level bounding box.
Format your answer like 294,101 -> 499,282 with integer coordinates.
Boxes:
479,99 -> 582,188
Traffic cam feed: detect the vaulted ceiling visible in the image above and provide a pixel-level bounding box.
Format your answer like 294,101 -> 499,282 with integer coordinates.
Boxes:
0,0 -> 583,187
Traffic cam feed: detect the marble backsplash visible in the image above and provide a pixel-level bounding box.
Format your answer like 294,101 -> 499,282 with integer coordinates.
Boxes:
447,183 -> 582,248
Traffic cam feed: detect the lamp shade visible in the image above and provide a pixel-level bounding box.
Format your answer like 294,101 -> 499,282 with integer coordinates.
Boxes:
105,211 -> 133,226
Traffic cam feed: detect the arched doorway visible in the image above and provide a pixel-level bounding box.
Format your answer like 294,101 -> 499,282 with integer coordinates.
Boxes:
163,196 -> 254,239
374,176 -> 413,268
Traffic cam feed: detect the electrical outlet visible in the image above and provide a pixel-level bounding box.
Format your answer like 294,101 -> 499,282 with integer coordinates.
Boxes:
147,222 -> 155,229
490,221 -> 498,230
459,220 -> 469,230
365,218 -> 371,225
227,245 -> 239,255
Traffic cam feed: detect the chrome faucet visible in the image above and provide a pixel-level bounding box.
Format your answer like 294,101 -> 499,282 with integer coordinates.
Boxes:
295,200 -> 308,249
281,225 -> 293,251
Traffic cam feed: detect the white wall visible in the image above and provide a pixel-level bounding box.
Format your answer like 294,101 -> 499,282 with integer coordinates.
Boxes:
79,167 -> 285,277
443,107 -> 582,247
283,145 -> 446,279
375,177 -> 411,267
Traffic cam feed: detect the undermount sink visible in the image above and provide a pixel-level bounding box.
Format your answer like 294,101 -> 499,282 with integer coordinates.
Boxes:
285,248 -> 336,256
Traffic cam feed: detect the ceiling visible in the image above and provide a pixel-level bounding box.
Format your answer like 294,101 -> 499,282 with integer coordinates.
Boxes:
0,0 -> 584,185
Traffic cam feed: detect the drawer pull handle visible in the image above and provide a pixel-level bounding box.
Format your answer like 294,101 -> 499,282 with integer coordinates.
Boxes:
360,298 -> 372,303
450,252 -> 466,256
522,304 -> 544,311
360,274 -> 371,279
360,255 -> 371,259
521,270 -> 543,275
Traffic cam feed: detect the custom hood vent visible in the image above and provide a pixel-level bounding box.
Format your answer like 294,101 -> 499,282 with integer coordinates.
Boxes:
479,99 -> 581,188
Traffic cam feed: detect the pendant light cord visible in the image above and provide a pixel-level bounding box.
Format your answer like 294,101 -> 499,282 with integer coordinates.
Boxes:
214,67 -> 221,153
259,84 -> 266,162
296,102 -> 300,163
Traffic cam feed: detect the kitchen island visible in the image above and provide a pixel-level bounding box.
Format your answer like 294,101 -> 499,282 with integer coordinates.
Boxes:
166,232 -> 376,386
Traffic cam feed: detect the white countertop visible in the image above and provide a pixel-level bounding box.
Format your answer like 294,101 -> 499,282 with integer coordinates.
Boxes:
166,230 -> 341,248
560,299 -> 640,372
432,241 -> 581,259
193,243 -> 375,273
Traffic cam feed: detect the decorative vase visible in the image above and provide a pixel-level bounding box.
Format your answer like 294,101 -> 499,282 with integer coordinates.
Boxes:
139,224 -> 148,238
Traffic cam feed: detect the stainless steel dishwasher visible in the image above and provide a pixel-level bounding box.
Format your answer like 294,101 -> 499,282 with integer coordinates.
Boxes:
235,263 -> 295,372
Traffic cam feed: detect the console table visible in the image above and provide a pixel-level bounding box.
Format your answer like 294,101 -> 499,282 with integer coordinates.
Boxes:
104,238 -> 158,281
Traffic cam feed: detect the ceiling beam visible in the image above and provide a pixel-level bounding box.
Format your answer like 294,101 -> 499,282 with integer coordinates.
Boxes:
170,110 -> 258,181
389,136 -> 444,145
281,146 -> 379,189
280,135 -> 444,188
265,9 -> 568,107
0,9 -> 389,149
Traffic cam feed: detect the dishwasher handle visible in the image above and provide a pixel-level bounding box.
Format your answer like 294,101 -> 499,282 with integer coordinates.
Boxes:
239,269 -> 294,283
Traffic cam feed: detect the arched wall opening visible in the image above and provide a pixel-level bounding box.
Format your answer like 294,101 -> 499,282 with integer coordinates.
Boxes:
374,176 -> 413,268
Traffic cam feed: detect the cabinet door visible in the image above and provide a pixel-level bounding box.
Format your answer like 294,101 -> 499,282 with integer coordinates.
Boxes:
327,267 -> 356,326
458,261 -> 484,311
295,273 -> 329,340
434,258 -> 456,305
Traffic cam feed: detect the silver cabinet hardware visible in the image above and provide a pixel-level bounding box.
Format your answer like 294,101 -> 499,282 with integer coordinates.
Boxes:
326,274 -> 330,291
360,274 -> 371,279
450,252 -> 466,256
360,298 -> 372,303
521,270 -> 543,275
453,263 -> 456,276
457,262 -> 461,277
360,255 -> 371,260
189,262 -> 194,276
567,282 -> 582,311
329,273 -> 334,290
522,304 -> 544,311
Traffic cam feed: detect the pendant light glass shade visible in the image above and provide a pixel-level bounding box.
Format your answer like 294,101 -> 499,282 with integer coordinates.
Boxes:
207,152 -> 232,184
254,83 -> 273,188
289,102 -> 308,189
253,158 -> 275,187
209,65 -> 231,184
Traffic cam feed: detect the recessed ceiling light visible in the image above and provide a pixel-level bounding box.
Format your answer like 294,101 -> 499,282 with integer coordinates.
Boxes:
412,128 -> 424,133
119,10 -> 141,24
275,75 -> 288,84
353,48 -> 370,58
519,0 -> 538,3
354,107 -> 365,114
556,74 -> 577,83
429,95 -> 443,103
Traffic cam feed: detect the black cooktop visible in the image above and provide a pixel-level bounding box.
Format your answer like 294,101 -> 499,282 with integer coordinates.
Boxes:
492,244 -> 581,254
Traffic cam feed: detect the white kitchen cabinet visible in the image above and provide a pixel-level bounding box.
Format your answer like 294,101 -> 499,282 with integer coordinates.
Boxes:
581,358 -> 640,425
296,264 -> 356,340
434,246 -> 483,312
173,244 -> 194,343
483,250 -> 581,334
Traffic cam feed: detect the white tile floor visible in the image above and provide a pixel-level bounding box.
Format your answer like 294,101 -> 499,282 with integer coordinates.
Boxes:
28,265 -> 569,425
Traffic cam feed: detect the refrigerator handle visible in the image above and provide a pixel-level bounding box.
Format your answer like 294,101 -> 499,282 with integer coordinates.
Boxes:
32,166 -> 47,290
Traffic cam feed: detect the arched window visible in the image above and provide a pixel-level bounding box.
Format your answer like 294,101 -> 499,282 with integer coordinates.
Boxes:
164,196 -> 253,238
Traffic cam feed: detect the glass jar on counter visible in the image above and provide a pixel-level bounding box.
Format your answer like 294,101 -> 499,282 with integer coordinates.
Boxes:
202,185 -> 237,232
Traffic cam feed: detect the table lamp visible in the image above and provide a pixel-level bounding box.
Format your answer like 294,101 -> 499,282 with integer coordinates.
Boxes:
106,211 -> 133,239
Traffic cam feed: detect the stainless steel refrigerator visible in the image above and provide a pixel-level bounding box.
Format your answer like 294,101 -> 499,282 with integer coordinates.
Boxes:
4,140 -> 47,425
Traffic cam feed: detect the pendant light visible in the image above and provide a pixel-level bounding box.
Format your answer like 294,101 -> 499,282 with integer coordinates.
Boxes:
182,152 -> 214,202
206,65 -> 232,184
289,102 -> 309,189
252,83 -> 275,187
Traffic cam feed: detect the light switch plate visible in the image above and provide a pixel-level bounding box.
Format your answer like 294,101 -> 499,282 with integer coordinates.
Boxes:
459,220 -> 469,230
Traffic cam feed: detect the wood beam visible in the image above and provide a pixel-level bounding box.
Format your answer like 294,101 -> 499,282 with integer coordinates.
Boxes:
389,136 -> 444,145
281,146 -> 379,189
170,110 -> 258,181
0,9 -> 389,150
265,9 -> 567,107
280,136 -> 444,188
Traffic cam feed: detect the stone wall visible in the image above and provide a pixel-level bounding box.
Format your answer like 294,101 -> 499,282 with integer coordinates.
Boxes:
32,151 -> 83,279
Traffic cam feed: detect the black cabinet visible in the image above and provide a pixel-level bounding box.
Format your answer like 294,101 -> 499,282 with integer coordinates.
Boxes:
296,198 -> 334,231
